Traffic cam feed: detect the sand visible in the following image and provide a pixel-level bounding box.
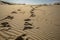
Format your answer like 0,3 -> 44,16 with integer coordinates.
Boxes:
0,5 -> 60,40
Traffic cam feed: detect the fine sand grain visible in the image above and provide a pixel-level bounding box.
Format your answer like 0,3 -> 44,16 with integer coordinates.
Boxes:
0,5 -> 60,40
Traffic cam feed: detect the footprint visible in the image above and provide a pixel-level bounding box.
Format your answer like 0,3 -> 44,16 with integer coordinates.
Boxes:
1,22 -> 11,27
11,11 -> 17,14
23,22 -> 33,30
17,9 -> 21,11
30,13 -> 36,17
15,36 -> 24,40
24,22 -> 33,26
15,34 -> 26,40
30,6 -> 36,17
24,19 -> 31,21
0,15 -> 14,21
11,9 -> 25,14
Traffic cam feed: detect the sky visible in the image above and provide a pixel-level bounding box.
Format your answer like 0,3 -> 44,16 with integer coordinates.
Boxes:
1,0 -> 60,4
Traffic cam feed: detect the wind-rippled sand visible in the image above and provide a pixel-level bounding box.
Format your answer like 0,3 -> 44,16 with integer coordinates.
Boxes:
0,5 -> 60,40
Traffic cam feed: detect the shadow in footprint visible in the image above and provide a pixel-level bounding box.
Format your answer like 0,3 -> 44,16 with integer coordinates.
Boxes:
15,34 -> 26,40
30,14 -> 36,17
15,36 -> 24,40
24,19 -> 31,21
0,16 -> 14,21
17,9 -> 21,11
24,22 -> 32,26
23,27 -> 33,31
11,11 -> 17,14
1,22 -> 11,27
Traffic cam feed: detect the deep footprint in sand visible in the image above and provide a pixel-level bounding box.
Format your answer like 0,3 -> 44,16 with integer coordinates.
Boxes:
11,9 -> 25,14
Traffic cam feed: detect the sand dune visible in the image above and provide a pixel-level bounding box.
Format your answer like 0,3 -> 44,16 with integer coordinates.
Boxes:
0,5 -> 60,40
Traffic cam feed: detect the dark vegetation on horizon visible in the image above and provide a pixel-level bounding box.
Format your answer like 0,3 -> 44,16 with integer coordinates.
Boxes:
0,1 -> 15,5
0,1 -> 60,5
53,2 -> 60,5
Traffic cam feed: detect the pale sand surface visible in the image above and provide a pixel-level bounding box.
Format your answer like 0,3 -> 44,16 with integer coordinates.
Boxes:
0,5 -> 60,40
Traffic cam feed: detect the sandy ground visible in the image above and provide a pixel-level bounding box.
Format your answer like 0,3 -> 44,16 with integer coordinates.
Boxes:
0,5 -> 60,40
